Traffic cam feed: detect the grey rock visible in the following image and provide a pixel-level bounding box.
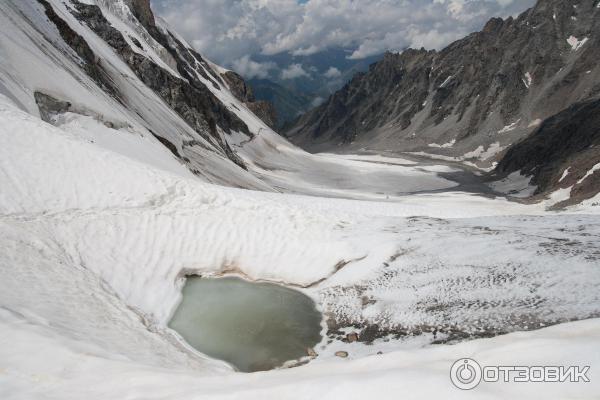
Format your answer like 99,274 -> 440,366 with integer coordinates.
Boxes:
346,332 -> 359,343
34,92 -> 72,122
125,0 -> 155,31
222,71 -> 278,129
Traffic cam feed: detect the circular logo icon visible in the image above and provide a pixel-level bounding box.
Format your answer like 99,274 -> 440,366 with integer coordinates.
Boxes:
450,358 -> 482,390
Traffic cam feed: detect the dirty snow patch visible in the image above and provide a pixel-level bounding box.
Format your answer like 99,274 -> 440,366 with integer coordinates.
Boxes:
428,139 -> 456,149
464,142 -> 505,161
560,167 -> 571,183
498,120 -> 521,134
439,75 -> 453,88
567,36 -> 589,51
523,72 -> 533,88
578,163 -> 600,184
546,186 -> 573,205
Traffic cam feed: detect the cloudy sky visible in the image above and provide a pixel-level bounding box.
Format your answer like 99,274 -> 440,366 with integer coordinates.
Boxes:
152,0 -> 536,75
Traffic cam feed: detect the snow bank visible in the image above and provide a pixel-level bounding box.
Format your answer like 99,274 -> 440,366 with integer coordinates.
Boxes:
0,97 -> 365,325
1,308 -> 598,399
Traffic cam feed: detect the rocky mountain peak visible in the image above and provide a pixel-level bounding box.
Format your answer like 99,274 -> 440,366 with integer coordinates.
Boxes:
482,17 -> 505,34
222,71 -> 257,103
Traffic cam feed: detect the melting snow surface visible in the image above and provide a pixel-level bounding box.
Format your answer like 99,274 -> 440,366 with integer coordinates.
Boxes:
463,142 -> 505,161
2,92 -> 600,398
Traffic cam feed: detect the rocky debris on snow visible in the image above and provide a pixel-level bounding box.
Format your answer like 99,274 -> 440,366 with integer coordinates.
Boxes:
34,92 -> 72,122
346,332 -> 359,343
318,215 -> 600,347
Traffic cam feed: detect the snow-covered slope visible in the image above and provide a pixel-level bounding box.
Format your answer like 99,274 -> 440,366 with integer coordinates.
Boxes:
1,89 -> 600,398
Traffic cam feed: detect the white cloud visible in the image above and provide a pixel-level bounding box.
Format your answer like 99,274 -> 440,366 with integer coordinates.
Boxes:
230,55 -> 276,79
310,96 -> 325,108
323,67 -> 342,79
280,63 -> 310,80
153,0 -> 537,65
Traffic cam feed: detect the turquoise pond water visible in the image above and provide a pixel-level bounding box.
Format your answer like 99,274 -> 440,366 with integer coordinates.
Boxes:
169,276 -> 323,372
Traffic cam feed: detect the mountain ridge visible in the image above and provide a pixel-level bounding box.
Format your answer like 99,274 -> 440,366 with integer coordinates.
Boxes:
286,0 -> 599,155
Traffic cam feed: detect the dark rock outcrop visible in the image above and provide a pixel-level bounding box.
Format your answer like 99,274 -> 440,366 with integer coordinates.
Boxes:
221,71 -> 278,129
246,101 -> 277,129
126,0 -> 155,31
37,0 -> 119,98
222,71 -> 256,103
495,98 -> 600,205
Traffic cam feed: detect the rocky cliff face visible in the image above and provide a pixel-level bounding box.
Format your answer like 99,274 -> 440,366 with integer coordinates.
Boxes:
221,71 -> 278,129
126,0 -> 155,30
69,0 -> 254,168
287,0 -> 600,172
494,98 -> 600,206
36,0 -> 278,173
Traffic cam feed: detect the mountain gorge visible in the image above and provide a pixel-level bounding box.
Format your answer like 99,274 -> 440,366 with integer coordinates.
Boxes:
246,49 -> 383,128
287,0 -> 600,201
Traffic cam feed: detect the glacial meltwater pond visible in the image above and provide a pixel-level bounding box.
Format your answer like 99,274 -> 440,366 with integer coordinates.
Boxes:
169,276 -> 323,372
